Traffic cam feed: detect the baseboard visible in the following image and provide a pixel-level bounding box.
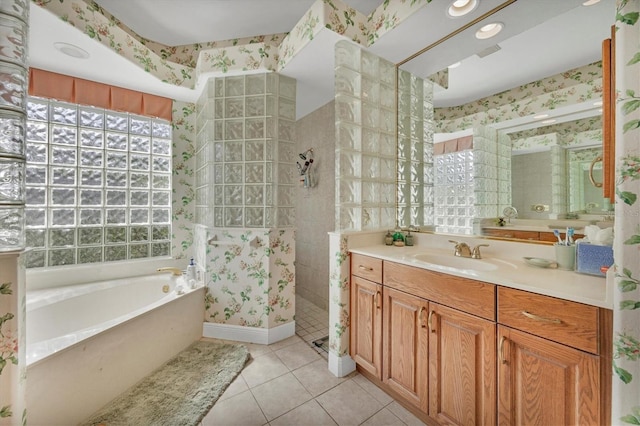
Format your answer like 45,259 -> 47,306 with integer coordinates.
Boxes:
328,352 -> 356,377
202,321 -> 295,345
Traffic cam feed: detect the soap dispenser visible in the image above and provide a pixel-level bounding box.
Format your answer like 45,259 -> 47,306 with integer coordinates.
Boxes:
384,230 -> 394,245
405,230 -> 414,246
187,258 -> 196,281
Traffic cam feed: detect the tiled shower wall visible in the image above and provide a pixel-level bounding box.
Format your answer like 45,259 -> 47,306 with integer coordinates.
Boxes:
511,151 -> 553,219
295,101 -> 335,311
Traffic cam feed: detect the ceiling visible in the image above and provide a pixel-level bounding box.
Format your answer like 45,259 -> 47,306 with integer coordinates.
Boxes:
27,0 -> 616,120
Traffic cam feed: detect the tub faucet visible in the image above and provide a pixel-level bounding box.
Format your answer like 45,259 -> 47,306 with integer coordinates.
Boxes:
157,267 -> 182,276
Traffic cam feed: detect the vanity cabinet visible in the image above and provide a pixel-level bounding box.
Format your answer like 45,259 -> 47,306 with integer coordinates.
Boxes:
349,253 -> 612,426
351,257 -> 497,424
497,287 -> 610,425
427,302 -> 496,426
350,254 -> 383,379
382,286 -> 429,412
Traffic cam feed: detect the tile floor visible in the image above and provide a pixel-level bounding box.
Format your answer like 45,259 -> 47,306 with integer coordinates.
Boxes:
201,296 -> 426,425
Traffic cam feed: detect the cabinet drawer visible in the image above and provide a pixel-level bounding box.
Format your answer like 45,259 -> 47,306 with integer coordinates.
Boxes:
351,253 -> 383,283
498,287 -> 599,354
383,261 -> 495,321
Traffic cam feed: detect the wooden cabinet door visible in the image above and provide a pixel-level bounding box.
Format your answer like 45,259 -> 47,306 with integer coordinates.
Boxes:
350,275 -> 383,379
498,325 -> 600,425
382,287 -> 429,413
428,302 -> 496,426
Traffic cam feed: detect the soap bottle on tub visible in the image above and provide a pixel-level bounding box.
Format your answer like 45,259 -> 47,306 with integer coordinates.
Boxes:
187,258 -> 196,282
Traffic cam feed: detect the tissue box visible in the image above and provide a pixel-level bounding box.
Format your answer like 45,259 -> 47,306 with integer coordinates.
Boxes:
576,242 -> 614,276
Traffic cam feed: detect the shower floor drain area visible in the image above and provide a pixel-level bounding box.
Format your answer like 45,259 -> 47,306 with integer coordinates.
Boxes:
312,336 -> 329,353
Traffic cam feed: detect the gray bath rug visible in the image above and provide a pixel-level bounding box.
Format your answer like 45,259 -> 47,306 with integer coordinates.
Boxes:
82,340 -> 250,426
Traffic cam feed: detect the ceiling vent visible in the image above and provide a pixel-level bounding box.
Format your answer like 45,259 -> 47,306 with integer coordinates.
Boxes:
476,44 -> 501,58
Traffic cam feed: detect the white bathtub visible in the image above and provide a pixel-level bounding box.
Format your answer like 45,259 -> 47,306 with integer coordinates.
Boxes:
25,268 -> 204,425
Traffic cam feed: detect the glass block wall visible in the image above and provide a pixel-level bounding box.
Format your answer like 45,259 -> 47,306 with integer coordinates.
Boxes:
23,97 -> 173,268
434,150 -> 475,234
397,69 -> 434,229
496,129 -> 512,214
195,73 -> 296,228
473,125 -> 501,220
0,5 -> 28,251
334,40 -> 396,231
550,144 -> 567,215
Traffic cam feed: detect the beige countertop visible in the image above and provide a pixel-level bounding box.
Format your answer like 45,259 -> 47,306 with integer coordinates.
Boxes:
349,243 -> 611,310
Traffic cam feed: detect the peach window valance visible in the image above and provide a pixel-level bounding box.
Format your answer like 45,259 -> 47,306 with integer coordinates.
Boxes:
433,135 -> 473,155
28,68 -> 173,121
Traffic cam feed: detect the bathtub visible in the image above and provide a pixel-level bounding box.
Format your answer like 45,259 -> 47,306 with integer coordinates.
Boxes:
25,266 -> 204,425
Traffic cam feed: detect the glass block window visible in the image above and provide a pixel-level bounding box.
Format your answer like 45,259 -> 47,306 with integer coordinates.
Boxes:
433,150 -> 475,235
24,97 -> 172,268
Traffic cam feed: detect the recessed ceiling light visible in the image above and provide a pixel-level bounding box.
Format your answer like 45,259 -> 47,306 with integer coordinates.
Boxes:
541,119 -> 556,124
533,114 -> 549,120
582,0 -> 601,6
475,22 -> 503,39
54,42 -> 89,59
448,61 -> 461,69
447,0 -> 478,17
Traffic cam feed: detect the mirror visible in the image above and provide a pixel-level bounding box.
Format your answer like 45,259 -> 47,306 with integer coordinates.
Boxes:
396,0 -> 616,237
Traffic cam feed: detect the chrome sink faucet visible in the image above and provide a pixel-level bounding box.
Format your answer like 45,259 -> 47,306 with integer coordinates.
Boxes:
449,240 -> 490,259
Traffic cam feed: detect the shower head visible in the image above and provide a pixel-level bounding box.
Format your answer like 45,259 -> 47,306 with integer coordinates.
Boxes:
299,153 -> 307,160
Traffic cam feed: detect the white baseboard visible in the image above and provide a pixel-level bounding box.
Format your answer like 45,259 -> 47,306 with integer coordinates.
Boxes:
328,352 -> 356,377
202,321 -> 295,345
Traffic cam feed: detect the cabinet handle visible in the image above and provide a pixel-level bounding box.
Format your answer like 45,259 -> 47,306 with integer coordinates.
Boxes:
359,265 -> 373,271
375,291 -> 381,309
499,336 -> 507,364
418,307 -> 426,328
427,309 -> 435,333
521,310 -> 562,324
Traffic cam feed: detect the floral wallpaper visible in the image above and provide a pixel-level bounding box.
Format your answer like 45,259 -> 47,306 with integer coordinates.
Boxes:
203,228 -> 295,329
34,0 -> 431,87
0,254 -> 26,426
171,101 -> 196,260
509,116 -> 602,148
436,62 -> 603,134
328,233 -> 350,357
612,0 -> 640,423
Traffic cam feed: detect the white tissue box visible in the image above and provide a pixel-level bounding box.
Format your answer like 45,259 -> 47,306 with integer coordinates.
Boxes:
576,242 -> 613,277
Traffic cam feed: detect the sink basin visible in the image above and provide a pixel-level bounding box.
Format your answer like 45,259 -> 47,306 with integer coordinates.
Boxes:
411,253 -> 498,271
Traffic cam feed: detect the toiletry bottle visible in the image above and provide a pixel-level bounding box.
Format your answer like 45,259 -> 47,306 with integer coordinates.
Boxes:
405,230 -> 414,246
187,258 -> 196,281
384,230 -> 393,245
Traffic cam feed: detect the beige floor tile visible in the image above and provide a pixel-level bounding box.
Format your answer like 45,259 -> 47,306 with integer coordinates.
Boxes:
270,400 -> 337,426
386,401 -> 426,426
275,341 -> 323,370
352,373 -> 394,405
251,373 -> 313,421
243,341 -> 274,358
269,334 -> 305,351
315,379 -> 384,426
202,390 -> 267,426
292,359 -> 348,397
218,374 -> 249,402
361,408 -> 406,426
242,352 -> 290,388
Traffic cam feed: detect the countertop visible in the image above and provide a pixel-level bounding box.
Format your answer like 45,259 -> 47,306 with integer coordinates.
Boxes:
349,244 -> 612,309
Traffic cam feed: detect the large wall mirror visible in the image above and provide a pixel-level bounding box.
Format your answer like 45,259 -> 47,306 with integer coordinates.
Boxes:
396,0 -> 615,238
